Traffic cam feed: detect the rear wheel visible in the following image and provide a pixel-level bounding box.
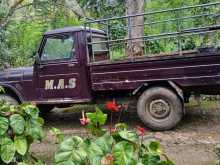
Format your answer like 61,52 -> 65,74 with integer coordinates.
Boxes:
0,94 -> 18,105
137,87 -> 183,130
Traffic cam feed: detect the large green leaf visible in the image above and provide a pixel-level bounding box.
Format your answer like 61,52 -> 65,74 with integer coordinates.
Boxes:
25,119 -> 44,140
86,107 -> 107,126
95,133 -> 114,154
0,137 -> 15,164
113,141 -> 134,165
141,154 -> 158,165
14,135 -> 28,155
9,114 -> 25,135
147,141 -> 161,155
115,123 -> 128,131
84,139 -> 103,165
0,116 -> 8,136
54,136 -> 87,165
50,127 -> 64,144
118,130 -> 138,144
18,162 -> 29,165
23,104 -> 39,119
142,154 -> 173,165
157,160 -> 175,165
37,117 -> 44,126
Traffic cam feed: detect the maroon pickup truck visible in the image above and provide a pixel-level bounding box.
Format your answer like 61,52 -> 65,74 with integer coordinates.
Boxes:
1,2 -> 220,130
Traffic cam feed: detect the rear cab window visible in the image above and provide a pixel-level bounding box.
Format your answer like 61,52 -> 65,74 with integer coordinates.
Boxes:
87,34 -> 109,62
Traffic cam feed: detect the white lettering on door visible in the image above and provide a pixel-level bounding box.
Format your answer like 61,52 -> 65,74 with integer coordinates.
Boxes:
45,78 -> 77,90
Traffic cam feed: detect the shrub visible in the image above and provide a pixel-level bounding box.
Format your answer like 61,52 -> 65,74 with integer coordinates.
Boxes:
53,101 -> 174,165
0,101 -> 44,165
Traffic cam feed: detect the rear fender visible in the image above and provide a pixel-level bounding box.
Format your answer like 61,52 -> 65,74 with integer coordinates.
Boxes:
133,81 -> 185,114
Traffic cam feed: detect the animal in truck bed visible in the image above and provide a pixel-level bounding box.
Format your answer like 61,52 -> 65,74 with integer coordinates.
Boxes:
2,2 -> 220,130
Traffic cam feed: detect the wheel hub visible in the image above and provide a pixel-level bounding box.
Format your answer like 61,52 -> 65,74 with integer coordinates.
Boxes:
149,99 -> 170,119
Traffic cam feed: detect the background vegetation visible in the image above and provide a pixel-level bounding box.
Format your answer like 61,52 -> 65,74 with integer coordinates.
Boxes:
0,0 -> 215,68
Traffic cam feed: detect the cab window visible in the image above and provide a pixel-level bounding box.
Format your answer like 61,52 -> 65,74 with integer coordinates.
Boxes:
88,35 -> 109,62
41,34 -> 75,61
92,37 -> 108,53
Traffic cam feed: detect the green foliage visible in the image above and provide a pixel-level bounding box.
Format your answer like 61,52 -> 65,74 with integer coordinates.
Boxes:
9,114 -> 25,134
49,127 -> 64,144
0,101 -> 44,164
14,135 -> 28,155
0,0 -> 219,67
0,116 -> 8,135
55,136 -> 87,165
86,107 -> 107,136
215,144 -> 220,165
0,0 -> 82,68
53,107 -> 174,165
79,0 -> 124,19
112,141 -> 135,165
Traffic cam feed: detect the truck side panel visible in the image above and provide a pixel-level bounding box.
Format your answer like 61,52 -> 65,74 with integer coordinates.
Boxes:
90,52 -> 220,94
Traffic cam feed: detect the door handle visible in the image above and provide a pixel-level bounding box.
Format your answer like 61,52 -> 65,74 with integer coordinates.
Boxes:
39,65 -> 44,69
68,63 -> 75,67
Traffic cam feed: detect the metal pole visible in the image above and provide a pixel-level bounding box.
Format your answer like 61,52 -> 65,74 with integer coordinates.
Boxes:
106,20 -> 111,60
128,16 -> 132,57
89,24 -> 95,62
176,10 -> 183,55
86,2 -> 220,24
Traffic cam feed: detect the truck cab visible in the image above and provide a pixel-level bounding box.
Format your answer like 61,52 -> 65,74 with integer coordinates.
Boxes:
0,26 -> 106,108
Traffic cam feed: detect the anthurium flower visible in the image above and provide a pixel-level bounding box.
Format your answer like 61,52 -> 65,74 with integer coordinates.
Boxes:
105,100 -> 119,112
80,110 -> 90,125
137,126 -> 145,136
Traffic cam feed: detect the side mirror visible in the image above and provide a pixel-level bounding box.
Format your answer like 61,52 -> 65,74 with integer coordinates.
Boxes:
31,51 -> 36,58
35,54 -> 41,64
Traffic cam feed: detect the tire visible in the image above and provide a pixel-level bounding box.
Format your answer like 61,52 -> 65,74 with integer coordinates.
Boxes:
0,94 -> 18,105
37,105 -> 55,113
137,87 -> 183,131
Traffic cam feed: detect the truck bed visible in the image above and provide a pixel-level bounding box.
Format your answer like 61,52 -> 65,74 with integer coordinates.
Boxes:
89,49 -> 220,94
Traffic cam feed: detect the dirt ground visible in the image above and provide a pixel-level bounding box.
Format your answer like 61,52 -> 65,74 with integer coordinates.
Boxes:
31,102 -> 220,165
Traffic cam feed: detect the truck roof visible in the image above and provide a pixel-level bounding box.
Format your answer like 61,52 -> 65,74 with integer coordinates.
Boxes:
44,26 -> 106,35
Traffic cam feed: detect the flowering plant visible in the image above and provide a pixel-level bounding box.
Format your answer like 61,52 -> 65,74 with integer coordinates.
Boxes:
53,102 -> 174,165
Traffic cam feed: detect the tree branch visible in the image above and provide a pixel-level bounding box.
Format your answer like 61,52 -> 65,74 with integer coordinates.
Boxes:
0,0 -> 85,29
0,0 -> 25,29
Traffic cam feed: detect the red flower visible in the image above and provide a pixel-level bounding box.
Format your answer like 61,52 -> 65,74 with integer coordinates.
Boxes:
80,111 -> 90,126
137,126 -> 145,136
105,100 -> 119,112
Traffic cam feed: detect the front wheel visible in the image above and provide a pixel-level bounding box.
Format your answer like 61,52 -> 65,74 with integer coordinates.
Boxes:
137,87 -> 183,131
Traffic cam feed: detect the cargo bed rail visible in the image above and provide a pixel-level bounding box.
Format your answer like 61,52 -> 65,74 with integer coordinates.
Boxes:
85,1 -> 220,62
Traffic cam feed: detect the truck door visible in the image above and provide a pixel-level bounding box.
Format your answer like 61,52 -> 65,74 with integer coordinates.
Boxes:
36,33 -> 91,103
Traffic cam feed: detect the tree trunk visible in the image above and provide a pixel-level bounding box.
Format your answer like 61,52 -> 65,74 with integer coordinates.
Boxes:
125,0 -> 145,57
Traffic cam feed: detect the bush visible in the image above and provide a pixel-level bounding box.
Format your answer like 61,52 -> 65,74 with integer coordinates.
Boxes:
0,101 -> 44,165
53,101 -> 175,165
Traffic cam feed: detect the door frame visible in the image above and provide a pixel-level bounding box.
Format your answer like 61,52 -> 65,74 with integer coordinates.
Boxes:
33,32 -> 92,104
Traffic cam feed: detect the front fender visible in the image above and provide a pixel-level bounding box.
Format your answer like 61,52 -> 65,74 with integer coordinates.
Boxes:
0,83 -> 24,103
